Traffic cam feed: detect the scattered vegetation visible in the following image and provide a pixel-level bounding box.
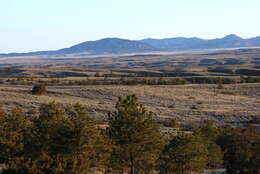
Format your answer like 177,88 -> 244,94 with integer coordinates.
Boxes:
0,95 -> 259,174
2,75 -> 260,87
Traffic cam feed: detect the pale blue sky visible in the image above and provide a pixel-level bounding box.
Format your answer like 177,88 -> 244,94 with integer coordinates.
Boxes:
0,0 -> 259,53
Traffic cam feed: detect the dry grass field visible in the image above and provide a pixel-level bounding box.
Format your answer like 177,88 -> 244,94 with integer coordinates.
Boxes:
1,48 -> 260,80
1,83 -> 259,125
1,48 -> 260,126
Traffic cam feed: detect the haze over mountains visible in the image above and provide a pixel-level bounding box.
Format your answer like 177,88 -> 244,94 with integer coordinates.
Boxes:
1,34 -> 260,57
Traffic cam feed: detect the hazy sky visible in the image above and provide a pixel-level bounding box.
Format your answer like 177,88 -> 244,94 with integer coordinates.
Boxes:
0,0 -> 260,53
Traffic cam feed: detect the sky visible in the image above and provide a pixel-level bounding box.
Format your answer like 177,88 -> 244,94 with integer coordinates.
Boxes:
0,0 -> 260,53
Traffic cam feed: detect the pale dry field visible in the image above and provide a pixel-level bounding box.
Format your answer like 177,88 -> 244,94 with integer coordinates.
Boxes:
0,83 -> 260,124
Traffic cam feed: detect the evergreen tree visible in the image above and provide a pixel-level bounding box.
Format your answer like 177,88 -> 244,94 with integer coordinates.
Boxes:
24,102 -> 110,174
106,95 -> 165,174
0,108 -> 32,173
249,138 -> 260,174
218,125 -> 260,174
193,121 -> 223,169
206,142 -> 223,169
157,134 -> 208,174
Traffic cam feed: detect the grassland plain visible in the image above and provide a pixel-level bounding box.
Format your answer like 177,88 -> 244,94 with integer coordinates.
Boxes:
0,83 -> 259,125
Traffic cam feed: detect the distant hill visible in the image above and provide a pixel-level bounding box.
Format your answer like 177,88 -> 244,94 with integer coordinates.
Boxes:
0,38 -> 157,57
56,38 -> 157,55
1,35 -> 260,57
140,34 -> 260,51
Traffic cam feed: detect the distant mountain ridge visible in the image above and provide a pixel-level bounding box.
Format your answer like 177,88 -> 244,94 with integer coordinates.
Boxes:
0,38 -> 157,57
140,34 -> 260,51
1,34 -> 260,57
57,38 -> 158,55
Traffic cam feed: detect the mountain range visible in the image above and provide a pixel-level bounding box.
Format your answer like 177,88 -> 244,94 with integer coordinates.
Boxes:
141,34 -> 260,50
1,34 -> 260,57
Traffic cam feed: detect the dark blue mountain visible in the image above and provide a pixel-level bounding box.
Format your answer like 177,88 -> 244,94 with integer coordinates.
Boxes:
1,35 -> 260,57
140,34 -> 260,51
0,38 -> 157,57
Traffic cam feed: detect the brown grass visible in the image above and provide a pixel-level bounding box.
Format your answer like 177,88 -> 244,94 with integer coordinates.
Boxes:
0,83 -> 259,124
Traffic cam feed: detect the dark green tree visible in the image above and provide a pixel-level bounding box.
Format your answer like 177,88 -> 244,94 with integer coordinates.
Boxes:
157,134 -> 208,174
206,141 -> 223,169
106,95 -> 165,174
218,125 -> 260,174
0,108 -> 32,173
249,138 -> 260,174
24,102 -> 110,174
193,121 -> 223,169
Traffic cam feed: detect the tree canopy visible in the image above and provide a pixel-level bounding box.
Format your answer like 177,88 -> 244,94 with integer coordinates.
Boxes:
106,95 -> 165,174
157,134 -> 208,174
0,95 -> 259,174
